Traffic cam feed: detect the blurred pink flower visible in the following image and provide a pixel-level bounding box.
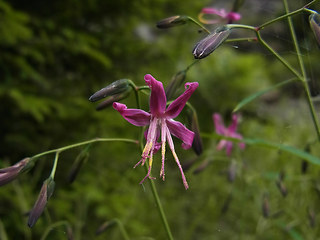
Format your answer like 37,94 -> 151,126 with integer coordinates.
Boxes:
213,113 -> 245,156
199,8 -> 241,25
113,74 -> 199,189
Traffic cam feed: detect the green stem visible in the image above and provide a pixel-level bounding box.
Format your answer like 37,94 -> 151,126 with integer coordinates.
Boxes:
283,0 -> 320,140
31,138 -> 139,160
187,16 -> 210,34
50,152 -> 59,179
144,164 -> 174,240
40,221 -> 71,240
255,31 -> 303,80
258,0 -> 319,30
115,219 -> 130,240
225,37 -> 257,43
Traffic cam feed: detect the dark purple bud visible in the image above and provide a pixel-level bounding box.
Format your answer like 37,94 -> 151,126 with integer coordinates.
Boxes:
221,194 -> 232,214
310,13 -> 320,46
68,151 -> 89,183
89,79 -> 131,102
0,158 -> 31,186
181,157 -> 198,171
96,220 -> 116,235
28,178 -> 55,228
227,161 -> 237,182
262,194 -> 269,218
156,15 -> 189,29
276,180 -> 288,197
187,110 -> 203,156
165,71 -> 187,100
301,160 -> 308,174
95,90 -> 131,111
193,26 -> 231,59
308,207 -> 316,228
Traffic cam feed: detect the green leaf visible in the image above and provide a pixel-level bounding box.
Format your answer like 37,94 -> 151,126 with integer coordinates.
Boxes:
233,78 -> 297,112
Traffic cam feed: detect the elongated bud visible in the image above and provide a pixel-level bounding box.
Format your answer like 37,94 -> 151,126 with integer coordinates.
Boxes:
68,151 -> 89,184
308,207 -> 316,228
181,157 -> 198,171
193,26 -> 231,59
156,15 -> 189,29
276,180 -> 288,197
0,158 -> 31,186
227,161 -> 237,182
89,79 -> 131,102
187,110 -> 203,156
193,159 -> 210,174
96,220 -> 117,235
221,193 -> 232,214
165,71 -> 187,100
95,90 -> 131,111
302,145 -> 310,174
28,177 -> 55,228
310,13 -> 320,46
262,194 -> 269,218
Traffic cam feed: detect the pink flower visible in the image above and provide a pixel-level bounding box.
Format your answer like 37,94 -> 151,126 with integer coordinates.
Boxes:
213,113 -> 245,156
113,74 -> 199,189
199,8 -> 241,25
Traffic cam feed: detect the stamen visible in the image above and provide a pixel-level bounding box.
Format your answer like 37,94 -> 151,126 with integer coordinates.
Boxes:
165,126 -> 189,189
160,119 -> 167,180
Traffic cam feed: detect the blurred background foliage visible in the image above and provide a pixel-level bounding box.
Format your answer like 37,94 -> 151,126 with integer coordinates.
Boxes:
0,0 -> 320,239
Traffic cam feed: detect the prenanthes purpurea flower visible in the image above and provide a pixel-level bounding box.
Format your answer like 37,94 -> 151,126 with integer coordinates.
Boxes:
213,113 -> 245,156
198,8 -> 241,25
113,74 -> 199,189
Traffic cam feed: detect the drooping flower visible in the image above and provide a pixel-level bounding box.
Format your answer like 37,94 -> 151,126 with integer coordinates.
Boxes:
213,113 -> 245,156
199,8 -> 241,25
113,74 -> 199,189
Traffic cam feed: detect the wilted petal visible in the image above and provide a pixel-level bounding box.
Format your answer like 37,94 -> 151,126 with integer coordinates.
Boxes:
165,82 -> 199,119
113,102 -> 150,126
166,119 -> 194,149
144,74 -> 167,116
213,113 -> 226,135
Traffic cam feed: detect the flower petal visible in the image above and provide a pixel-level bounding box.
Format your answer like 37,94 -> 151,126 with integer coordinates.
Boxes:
228,114 -> 239,133
166,119 -> 194,149
165,82 -> 199,119
144,74 -> 167,116
113,102 -> 150,126
213,113 -> 226,135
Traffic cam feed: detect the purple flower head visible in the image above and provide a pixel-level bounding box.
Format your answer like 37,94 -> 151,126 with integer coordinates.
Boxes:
0,158 -> 30,186
199,8 -> 241,25
213,113 -> 245,156
113,74 -> 199,189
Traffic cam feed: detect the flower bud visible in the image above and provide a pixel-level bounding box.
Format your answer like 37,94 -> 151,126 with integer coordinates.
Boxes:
156,15 -> 189,29
187,110 -> 203,156
310,13 -> 320,46
227,161 -> 237,182
308,207 -> 316,228
28,177 -> 55,228
193,26 -> 231,59
0,158 -> 31,186
89,79 -> 132,102
262,194 -> 270,218
96,220 -> 117,235
95,90 -> 131,111
276,180 -> 288,197
68,151 -> 89,184
193,159 -> 210,174
165,71 -> 187,100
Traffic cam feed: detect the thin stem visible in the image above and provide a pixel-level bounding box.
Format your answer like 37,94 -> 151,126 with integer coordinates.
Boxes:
255,31 -> 303,80
114,219 -> 130,240
50,152 -> 59,179
31,138 -> 139,160
187,16 -> 211,34
144,164 -> 174,240
283,0 -> 320,139
225,37 -> 258,43
258,0 -> 319,30
40,221 -> 71,240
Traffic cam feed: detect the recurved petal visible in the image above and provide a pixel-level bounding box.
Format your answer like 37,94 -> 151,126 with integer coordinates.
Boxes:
113,102 -> 150,126
213,113 -> 226,135
165,82 -> 199,119
144,74 -> 167,116
166,119 -> 194,149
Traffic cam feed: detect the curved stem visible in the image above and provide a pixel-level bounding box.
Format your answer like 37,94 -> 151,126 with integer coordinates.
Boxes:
283,0 -> 320,140
50,152 -> 59,179
187,16 -> 211,34
31,138 -> 139,160
255,31 -> 303,80
40,221 -> 71,240
114,219 -> 130,240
